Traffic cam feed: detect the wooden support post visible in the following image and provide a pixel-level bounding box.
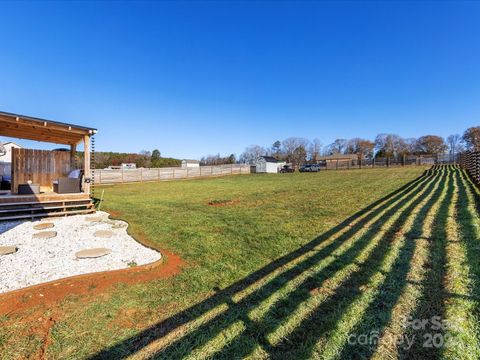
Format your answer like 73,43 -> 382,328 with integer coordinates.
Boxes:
70,144 -> 77,170
83,135 -> 91,195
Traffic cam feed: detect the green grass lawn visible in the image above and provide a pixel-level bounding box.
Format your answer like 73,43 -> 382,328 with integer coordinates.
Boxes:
1,166 -> 479,359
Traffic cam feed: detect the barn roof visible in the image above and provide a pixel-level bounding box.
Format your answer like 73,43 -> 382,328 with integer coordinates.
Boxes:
0,110 -> 97,145
262,156 -> 279,163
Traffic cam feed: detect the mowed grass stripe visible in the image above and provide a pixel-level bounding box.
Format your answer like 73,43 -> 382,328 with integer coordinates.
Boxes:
232,172 -> 430,305
146,171 -> 436,359
314,166 -> 448,359
442,168 -> 480,359
399,167 -> 455,359
262,167 -> 442,358
247,171 -> 434,321
369,166 -> 449,360
131,173 -> 434,358
254,167 -> 441,359
260,170 -> 439,348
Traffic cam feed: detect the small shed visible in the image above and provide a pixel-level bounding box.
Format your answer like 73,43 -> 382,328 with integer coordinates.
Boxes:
182,159 -> 200,168
255,156 -> 284,173
318,153 -> 359,169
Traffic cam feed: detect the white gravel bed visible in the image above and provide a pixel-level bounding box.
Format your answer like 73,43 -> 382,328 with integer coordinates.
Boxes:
0,211 -> 161,293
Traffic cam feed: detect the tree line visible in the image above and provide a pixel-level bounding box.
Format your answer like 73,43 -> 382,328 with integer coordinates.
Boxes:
79,126 -> 479,168
239,126 -> 480,166
84,149 -> 181,168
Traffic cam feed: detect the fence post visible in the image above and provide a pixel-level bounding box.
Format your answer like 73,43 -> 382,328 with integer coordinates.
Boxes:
122,168 -> 124,183
140,168 -> 143,182
372,158 -> 375,168
336,159 -> 339,170
386,157 -> 390,168
158,168 -> 160,181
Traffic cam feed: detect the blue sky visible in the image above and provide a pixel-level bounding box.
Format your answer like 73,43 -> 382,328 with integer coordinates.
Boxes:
0,1 -> 479,158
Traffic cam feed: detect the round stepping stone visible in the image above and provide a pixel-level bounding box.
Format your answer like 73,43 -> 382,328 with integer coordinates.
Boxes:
32,231 -> 57,239
33,222 -> 55,230
0,246 -> 17,256
94,230 -> 113,238
75,248 -> 112,259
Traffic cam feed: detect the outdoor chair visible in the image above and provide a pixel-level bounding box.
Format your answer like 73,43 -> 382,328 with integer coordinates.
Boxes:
53,169 -> 83,194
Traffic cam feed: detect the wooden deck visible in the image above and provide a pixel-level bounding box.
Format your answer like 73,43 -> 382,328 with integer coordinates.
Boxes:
0,192 -> 94,220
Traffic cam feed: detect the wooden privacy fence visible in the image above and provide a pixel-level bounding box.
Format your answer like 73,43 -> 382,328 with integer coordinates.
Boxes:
94,164 -> 251,184
11,148 -> 71,193
323,154 -> 454,170
459,151 -> 480,184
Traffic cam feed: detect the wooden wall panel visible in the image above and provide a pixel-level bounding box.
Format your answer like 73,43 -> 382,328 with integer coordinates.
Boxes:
11,148 -> 71,193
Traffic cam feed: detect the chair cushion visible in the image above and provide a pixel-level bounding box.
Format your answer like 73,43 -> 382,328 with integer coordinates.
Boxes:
68,169 -> 81,179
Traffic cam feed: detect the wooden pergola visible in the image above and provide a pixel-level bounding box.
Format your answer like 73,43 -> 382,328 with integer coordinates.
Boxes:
0,111 -> 97,194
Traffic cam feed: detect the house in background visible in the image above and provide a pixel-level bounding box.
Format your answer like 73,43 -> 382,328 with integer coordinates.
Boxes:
317,153 -> 358,169
255,156 -> 285,173
182,159 -> 200,168
0,141 -> 22,162
0,141 -> 23,177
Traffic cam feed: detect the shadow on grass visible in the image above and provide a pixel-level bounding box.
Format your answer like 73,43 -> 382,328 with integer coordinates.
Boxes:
454,169 -> 480,324
89,167 -> 452,359
333,166 -> 450,360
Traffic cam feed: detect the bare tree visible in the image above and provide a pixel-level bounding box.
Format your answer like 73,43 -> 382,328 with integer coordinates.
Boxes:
446,134 -> 463,158
374,134 -> 407,158
239,145 -> 266,164
282,137 -> 309,162
328,139 -> 347,154
404,138 -> 417,155
307,138 -> 322,162
462,127 -> 480,151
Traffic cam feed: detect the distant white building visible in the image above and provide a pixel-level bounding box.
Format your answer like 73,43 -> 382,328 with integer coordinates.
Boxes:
106,163 -> 137,170
121,163 -> 137,170
0,141 -> 22,162
255,156 -> 285,173
182,159 -> 200,168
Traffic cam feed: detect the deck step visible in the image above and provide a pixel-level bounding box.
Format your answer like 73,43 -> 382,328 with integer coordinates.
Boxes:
0,197 -> 95,221
0,203 -> 94,213
0,209 -> 95,221
0,199 -> 91,207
